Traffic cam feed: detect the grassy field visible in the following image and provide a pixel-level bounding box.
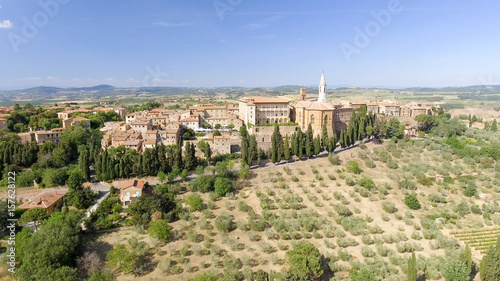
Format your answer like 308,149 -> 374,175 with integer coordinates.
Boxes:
83,128 -> 500,280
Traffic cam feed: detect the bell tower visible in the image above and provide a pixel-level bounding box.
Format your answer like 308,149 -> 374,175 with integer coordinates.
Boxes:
318,73 -> 327,103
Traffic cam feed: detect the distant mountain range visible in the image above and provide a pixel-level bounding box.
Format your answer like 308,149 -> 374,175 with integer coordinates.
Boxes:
1,84 -> 499,105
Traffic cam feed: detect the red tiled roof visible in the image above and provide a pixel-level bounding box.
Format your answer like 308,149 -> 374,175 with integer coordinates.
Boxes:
119,179 -> 145,190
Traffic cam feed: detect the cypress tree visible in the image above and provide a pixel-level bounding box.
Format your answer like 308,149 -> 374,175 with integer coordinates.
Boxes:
291,133 -> 297,157
321,123 -> 329,149
407,251 -> 417,281
305,124 -> 313,158
284,135 -> 290,161
481,246 -> 500,281
174,144 -> 183,170
461,245 -> 472,275
271,125 -> 282,163
492,119 -> 498,132
248,135 -> 257,166
297,128 -> 304,159
339,131 -> 346,149
313,136 -> 321,156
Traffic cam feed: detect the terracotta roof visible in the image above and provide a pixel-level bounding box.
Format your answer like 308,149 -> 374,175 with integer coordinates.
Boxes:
61,109 -> 92,113
72,116 -> 90,122
0,118 -> 6,121
119,179 -> 145,190
180,117 -> 199,122
214,136 -> 231,139
123,139 -> 142,146
240,97 -> 289,104
19,192 -> 66,210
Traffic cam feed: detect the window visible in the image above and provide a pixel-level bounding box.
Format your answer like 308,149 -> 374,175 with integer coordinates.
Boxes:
126,191 -> 130,196
311,115 -> 315,125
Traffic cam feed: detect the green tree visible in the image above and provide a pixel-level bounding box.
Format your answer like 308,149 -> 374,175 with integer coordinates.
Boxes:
313,136 -> 321,156
404,194 -> 421,210
214,177 -> 232,197
305,124 -> 313,158
407,251 -> 417,281
351,267 -> 377,281
186,193 -> 203,211
148,219 -> 171,241
492,119 -> 498,132
17,211 -> 82,280
481,246 -> 500,281
18,208 -> 49,231
214,212 -> 233,233
271,125 -> 283,163
286,241 -> 323,279
442,259 -> 469,281
284,135 -> 291,161
321,123 -> 328,149
65,169 -> 95,209
460,244 -> 472,275
346,160 -> 361,174
240,126 -> 249,164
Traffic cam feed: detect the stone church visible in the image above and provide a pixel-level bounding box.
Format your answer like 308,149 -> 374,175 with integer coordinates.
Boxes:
291,73 -> 353,137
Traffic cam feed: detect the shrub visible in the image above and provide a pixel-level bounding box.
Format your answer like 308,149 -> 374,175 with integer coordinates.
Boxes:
148,220 -> 171,241
464,185 -> 478,197
185,194 -> 203,212
405,195 -> 421,210
286,241 -> 323,279
382,202 -> 397,213
291,176 -> 299,182
346,160 -> 361,174
361,246 -> 375,257
398,178 -> 416,190
214,177 -> 233,197
328,154 -> 340,165
358,177 -> 375,190
441,259 -> 469,281
215,213 -> 234,233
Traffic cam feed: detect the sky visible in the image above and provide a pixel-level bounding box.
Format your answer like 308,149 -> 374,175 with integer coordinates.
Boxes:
0,0 -> 500,90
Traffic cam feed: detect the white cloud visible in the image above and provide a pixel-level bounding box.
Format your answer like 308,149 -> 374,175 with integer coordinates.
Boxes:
0,20 -> 13,29
154,21 -> 193,28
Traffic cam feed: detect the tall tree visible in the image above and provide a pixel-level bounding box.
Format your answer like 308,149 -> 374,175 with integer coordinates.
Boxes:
492,119 -> 498,132
305,124 -> 313,158
321,123 -> 329,150
407,252 -> 417,281
248,135 -> 258,166
240,126 -> 249,164
481,246 -> 500,281
78,145 -> 91,182
283,135 -> 290,161
313,136 -> 321,156
271,125 -> 283,163
297,128 -> 304,159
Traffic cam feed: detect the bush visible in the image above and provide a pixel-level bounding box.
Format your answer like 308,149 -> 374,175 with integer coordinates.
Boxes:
442,259 -> 469,281
148,220 -> 171,241
405,195 -> 421,210
398,178 -> 416,190
286,241 -> 323,279
215,213 -> 233,233
464,185 -> 478,197
382,202 -> 397,213
328,154 -> 340,165
214,177 -> 232,197
346,160 -> 361,174
358,177 -> 374,190
185,194 -> 203,212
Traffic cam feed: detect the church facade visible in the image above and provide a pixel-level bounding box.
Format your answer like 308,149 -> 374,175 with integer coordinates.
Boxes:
290,73 -> 352,137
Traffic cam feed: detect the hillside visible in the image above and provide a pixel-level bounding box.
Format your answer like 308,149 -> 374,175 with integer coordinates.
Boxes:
84,129 -> 500,280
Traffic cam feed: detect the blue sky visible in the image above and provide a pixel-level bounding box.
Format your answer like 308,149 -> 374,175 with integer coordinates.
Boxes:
0,0 -> 499,90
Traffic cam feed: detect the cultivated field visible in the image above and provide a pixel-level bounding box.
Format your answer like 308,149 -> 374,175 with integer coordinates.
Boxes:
85,130 -> 500,280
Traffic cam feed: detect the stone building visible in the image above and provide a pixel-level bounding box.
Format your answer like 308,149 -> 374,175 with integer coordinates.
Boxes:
239,97 -> 290,126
